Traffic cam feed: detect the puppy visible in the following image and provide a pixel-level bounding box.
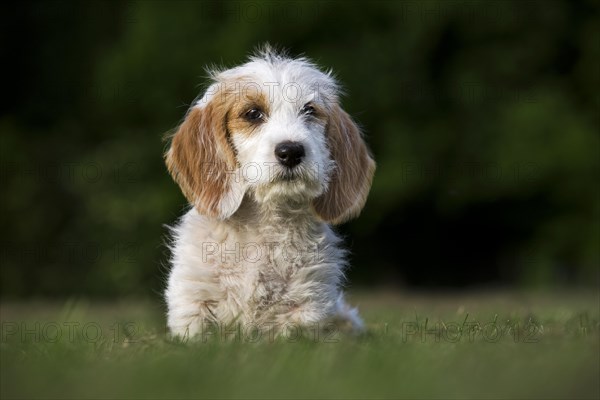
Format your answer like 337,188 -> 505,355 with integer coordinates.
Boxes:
164,48 -> 375,339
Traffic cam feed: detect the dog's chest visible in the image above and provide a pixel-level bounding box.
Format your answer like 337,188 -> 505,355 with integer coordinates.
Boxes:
215,227 -> 328,319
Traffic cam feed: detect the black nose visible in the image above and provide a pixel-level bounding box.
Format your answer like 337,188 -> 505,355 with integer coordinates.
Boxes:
274,141 -> 305,168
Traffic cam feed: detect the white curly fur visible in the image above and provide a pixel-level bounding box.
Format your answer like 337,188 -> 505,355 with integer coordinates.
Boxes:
165,47 -> 375,339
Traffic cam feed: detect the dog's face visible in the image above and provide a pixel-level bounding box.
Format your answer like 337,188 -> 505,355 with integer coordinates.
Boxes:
166,51 -> 375,224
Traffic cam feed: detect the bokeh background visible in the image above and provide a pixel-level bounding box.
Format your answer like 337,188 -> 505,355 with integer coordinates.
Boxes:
1,0 -> 598,299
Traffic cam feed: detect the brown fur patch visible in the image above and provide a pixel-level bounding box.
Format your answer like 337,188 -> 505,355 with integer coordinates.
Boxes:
226,90 -> 269,137
313,105 -> 376,224
165,97 -> 237,218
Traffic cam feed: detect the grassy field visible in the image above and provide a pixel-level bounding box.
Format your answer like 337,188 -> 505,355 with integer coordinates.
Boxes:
1,290 -> 598,399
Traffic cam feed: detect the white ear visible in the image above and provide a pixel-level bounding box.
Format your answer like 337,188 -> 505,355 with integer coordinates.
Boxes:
165,102 -> 245,219
313,105 -> 375,224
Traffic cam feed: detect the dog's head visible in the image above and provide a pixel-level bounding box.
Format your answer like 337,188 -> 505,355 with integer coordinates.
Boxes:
166,48 -> 375,224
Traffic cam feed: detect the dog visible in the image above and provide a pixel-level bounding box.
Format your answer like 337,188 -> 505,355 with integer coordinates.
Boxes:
164,47 -> 375,339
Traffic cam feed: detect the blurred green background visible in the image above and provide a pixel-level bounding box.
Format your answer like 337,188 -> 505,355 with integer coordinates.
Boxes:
1,0 -> 598,298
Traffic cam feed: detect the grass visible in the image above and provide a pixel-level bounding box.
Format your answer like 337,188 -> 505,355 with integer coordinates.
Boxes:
1,290 -> 598,399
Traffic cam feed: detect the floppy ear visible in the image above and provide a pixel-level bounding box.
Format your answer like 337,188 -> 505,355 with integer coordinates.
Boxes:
313,105 -> 376,224
165,101 -> 245,219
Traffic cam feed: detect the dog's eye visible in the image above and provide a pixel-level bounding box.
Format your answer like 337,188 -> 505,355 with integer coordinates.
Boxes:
300,103 -> 316,116
244,109 -> 264,122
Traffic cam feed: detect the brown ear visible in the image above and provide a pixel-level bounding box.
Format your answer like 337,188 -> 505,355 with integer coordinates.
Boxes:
313,105 -> 376,224
165,102 -> 244,219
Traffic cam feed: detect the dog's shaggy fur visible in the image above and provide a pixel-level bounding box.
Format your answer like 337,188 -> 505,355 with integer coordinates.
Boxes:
164,48 -> 375,338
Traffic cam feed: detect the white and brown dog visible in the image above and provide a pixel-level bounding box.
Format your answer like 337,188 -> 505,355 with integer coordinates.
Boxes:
164,47 -> 375,338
